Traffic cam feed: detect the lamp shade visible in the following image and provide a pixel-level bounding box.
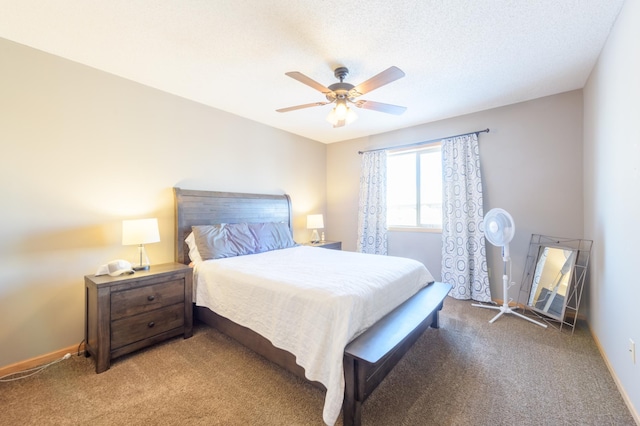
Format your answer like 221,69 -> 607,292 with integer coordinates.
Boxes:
306,214 -> 324,229
122,218 -> 160,245
326,100 -> 358,126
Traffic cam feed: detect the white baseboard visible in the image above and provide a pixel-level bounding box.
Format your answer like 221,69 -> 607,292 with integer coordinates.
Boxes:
588,324 -> 640,425
0,343 -> 84,378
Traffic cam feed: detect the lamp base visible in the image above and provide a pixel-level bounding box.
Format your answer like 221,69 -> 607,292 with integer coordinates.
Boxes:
133,264 -> 150,271
310,229 -> 320,244
133,244 -> 151,271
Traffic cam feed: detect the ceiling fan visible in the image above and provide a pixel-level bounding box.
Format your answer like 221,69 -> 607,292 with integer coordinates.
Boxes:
276,66 -> 407,128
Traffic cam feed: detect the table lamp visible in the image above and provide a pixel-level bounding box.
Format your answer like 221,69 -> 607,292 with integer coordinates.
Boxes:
306,214 -> 324,244
122,218 -> 160,271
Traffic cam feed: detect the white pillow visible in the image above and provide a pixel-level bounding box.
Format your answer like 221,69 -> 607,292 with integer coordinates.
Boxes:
185,232 -> 203,263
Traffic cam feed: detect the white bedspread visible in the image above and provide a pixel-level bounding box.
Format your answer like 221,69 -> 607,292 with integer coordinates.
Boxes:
193,245 -> 434,425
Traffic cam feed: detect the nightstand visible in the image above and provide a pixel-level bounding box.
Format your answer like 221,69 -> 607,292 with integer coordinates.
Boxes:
304,241 -> 342,250
84,262 -> 193,373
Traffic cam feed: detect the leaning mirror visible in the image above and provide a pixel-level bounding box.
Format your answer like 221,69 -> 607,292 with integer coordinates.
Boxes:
527,247 -> 576,321
519,234 -> 592,333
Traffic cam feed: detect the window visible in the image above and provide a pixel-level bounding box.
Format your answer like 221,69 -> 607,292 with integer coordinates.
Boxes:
387,144 -> 442,230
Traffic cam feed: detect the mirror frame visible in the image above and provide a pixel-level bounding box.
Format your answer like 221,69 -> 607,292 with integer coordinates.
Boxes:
519,234 -> 593,333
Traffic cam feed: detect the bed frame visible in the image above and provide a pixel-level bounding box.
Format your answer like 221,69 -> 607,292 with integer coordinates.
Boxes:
173,188 -> 451,426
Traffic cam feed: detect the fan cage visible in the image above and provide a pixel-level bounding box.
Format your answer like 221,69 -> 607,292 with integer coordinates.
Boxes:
483,208 -> 515,247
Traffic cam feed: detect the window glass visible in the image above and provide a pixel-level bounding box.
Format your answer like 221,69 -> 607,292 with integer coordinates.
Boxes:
387,144 -> 442,230
387,152 -> 416,226
419,149 -> 442,228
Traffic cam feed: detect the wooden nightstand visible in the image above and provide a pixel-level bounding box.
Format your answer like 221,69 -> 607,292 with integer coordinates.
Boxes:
84,262 -> 193,373
304,241 -> 342,250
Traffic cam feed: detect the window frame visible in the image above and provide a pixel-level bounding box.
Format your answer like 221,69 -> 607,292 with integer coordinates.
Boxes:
386,143 -> 443,233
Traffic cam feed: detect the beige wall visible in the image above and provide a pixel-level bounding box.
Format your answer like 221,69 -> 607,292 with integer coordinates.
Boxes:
0,38 -> 326,367
583,0 -> 640,418
327,90 -> 584,303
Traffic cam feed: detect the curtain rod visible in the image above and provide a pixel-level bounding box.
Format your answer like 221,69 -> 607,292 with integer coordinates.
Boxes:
357,128 -> 490,154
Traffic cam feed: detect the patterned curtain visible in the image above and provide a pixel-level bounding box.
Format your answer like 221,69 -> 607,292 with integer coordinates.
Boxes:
441,133 -> 491,301
357,151 -> 388,254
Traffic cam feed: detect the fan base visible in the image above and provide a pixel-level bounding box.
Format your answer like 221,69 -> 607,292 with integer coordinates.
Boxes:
472,303 -> 547,327
473,271 -> 547,328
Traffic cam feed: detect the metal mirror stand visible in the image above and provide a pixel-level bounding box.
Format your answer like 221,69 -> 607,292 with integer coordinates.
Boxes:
518,234 -> 593,334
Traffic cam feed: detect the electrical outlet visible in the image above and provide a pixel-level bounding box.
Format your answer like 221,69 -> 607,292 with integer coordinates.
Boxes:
630,339 -> 636,364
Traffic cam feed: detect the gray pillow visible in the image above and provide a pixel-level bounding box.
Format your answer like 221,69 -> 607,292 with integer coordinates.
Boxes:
191,223 -> 258,260
248,222 -> 296,253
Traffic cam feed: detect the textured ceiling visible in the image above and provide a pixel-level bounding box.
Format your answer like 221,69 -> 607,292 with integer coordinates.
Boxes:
0,1 -> 625,143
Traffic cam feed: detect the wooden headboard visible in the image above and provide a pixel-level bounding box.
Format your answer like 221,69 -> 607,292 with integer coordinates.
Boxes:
173,188 -> 293,265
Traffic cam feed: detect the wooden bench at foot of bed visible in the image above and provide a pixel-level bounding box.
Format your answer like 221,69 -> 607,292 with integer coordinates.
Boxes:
343,281 -> 452,426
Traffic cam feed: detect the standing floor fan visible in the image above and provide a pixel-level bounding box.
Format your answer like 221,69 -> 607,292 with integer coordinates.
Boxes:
473,208 -> 547,328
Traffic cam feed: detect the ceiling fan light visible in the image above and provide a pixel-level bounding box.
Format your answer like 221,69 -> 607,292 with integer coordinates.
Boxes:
326,108 -> 338,125
334,101 -> 348,120
326,100 -> 357,126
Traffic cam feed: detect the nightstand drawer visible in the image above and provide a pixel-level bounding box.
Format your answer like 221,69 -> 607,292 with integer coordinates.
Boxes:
111,279 -> 185,320
111,303 -> 184,350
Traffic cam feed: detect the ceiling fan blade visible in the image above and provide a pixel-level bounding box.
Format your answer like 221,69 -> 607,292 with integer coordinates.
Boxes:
285,72 -> 332,94
351,66 -> 405,96
276,102 -> 330,113
354,100 -> 407,115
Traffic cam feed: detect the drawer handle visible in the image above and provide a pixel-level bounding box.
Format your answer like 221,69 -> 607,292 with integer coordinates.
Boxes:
147,295 -> 155,302
148,321 -> 155,328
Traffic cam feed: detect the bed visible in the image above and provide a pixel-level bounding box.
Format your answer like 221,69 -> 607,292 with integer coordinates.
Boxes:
173,188 -> 451,426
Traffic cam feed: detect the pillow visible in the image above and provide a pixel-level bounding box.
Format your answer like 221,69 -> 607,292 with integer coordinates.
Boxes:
184,232 -> 203,263
248,222 -> 296,253
191,223 -> 258,260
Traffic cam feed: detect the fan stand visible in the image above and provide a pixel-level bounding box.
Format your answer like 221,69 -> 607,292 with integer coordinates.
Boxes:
472,250 -> 547,328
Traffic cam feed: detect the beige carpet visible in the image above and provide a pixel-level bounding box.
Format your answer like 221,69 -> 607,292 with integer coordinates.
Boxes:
0,298 -> 636,425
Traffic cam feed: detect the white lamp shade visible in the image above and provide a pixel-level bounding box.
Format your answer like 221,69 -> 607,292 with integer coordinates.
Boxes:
326,101 -> 357,126
122,218 -> 160,245
306,214 -> 324,229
